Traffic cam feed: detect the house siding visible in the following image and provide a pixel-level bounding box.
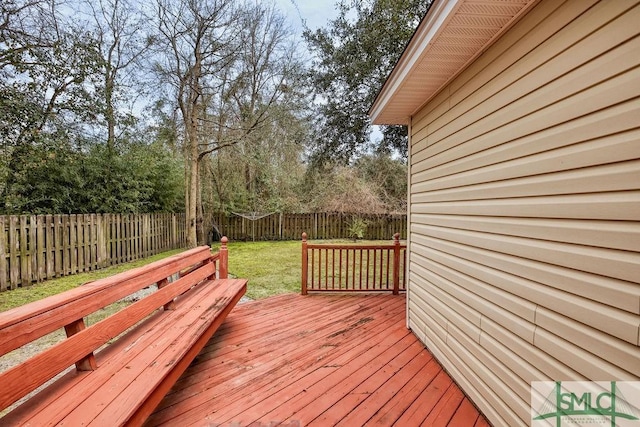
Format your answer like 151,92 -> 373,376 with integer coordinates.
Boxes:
407,0 -> 640,425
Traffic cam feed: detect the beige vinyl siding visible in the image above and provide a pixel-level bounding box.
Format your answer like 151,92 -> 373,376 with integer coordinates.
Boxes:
407,0 -> 640,426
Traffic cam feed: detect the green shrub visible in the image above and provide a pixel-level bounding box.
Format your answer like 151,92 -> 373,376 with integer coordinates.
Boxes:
347,217 -> 368,241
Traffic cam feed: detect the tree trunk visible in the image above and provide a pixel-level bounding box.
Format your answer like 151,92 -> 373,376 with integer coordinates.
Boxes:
183,94 -> 199,248
187,154 -> 198,248
196,161 -> 205,245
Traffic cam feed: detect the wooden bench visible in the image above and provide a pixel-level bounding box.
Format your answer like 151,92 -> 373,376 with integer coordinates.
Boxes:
0,239 -> 247,426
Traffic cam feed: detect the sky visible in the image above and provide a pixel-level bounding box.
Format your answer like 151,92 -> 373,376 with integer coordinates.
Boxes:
272,0 -> 388,145
273,0 -> 339,37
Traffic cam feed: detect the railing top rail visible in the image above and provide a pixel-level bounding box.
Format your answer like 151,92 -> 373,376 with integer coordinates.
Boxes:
302,232 -> 404,246
306,244 -> 404,250
0,246 -> 213,328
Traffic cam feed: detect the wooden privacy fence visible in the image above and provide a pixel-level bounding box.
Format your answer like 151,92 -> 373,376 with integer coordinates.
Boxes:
209,212 -> 407,242
0,213 -> 187,291
301,232 -> 407,295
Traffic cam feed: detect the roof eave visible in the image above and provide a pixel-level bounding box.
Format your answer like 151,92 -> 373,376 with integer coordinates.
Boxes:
370,0 -> 461,126
369,0 -> 539,126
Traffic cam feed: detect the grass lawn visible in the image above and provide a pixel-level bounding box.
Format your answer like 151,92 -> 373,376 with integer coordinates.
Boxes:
0,249 -> 184,312
0,239 -> 394,311
0,241 -> 305,311
221,240 -> 303,300
216,238 -> 390,300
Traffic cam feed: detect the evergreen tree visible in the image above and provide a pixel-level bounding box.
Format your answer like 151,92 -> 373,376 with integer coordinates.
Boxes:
304,0 -> 430,164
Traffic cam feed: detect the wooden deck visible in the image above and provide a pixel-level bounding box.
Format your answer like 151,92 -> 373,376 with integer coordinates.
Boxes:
147,293 -> 489,427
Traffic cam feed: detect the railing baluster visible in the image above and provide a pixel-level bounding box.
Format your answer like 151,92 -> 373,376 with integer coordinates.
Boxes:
317,248 -> 322,289
364,249 -> 369,290
378,249 -> 384,289
309,249 -> 316,289
331,248 -> 335,290
379,249 -> 383,289
344,249 -> 349,290
301,233 -> 308,295
359,249 -> 363,290
329,248 -> 332,290
324,247 -> 328,290
372,250 -> 378,291
393,233 -> 401,294
385,248 -> 391,290
352,249 -> 356,290
311,247 -> 315,290
379,249 -> 384,290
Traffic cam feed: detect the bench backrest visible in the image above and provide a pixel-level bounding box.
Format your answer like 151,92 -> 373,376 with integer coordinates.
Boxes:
0,245 -> 224,412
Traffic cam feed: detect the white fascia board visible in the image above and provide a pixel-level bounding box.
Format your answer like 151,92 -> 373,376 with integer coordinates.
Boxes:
369,0 -> 463,124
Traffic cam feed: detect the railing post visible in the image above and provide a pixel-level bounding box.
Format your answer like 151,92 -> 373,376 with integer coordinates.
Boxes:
219,236 -> 228,279
301,232 -> 308,295
393,233 -> 400,295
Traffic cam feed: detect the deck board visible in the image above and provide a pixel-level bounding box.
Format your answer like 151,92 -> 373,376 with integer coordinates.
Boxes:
148,293 -> 488,426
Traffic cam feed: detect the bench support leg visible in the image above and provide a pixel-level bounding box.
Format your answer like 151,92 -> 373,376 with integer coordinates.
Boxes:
158,278 -> 176,310
64,319 -> 98,371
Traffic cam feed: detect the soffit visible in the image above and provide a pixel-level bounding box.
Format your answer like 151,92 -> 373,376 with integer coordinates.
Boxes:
370,0 -> 538,125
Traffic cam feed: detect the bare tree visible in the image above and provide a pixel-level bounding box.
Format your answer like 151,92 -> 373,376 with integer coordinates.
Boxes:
153,0 -> 305,246
79,0 -> 154,211
0,0 -> 58,69
86,0 -> 152,152
1,0 -> 99,135
153,0 -> 240,247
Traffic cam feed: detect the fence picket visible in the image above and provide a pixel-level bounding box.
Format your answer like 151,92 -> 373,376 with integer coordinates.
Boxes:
45,215 -> 53,279
70,214 -> 77,275
83,214 -> 90,272
20,216 -> 29,287
0,217 -> 6,291
28,216 -> 36,283
8,217 -> 18,289
35,215 -> 43,282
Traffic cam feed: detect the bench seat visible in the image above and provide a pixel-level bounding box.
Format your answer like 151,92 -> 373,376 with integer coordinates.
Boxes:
0,243 -> 246,426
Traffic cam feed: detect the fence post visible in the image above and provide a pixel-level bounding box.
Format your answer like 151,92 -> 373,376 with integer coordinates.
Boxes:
393,233 -> 400,295
301,232 -> 308,295
219,236 -> 228,279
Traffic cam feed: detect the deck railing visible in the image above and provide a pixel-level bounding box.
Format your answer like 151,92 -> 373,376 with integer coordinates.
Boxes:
301,232 -> 406,295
